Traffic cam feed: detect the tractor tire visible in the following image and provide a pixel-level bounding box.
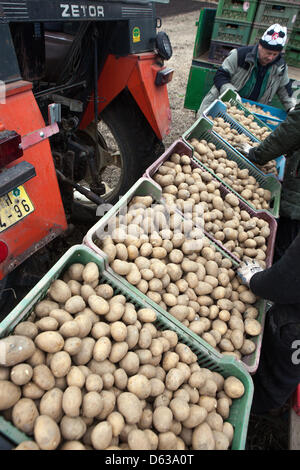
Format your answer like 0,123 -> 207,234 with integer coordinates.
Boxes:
98,89 -> 165,205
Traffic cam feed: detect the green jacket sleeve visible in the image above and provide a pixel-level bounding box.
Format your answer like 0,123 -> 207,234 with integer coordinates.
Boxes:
248,103 -> 300,165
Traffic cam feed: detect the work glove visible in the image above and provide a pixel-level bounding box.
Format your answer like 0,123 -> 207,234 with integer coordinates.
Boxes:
288,106 -> 295,113
235,93 -> 242,102
235,142 -> 253,157
236,260 -> 264,287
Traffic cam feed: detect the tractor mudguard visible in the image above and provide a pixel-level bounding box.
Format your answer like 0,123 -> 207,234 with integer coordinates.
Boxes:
0,80 -> 67,279
80,52 -> 172,141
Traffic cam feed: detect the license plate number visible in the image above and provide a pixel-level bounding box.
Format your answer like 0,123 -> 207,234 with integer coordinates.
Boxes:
0,186 -> 34,232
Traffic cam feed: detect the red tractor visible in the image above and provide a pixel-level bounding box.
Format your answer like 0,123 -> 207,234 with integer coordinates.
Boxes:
0,0 -> 173,314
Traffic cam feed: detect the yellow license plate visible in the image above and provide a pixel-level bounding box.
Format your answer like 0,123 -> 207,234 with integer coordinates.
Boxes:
0,185 -> 34,232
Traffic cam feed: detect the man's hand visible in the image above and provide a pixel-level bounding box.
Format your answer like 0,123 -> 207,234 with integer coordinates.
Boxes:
235,142 -> 253,157
236,260 -> 264,286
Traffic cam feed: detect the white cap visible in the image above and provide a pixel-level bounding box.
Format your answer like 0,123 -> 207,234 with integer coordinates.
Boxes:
260,24 -> 287,51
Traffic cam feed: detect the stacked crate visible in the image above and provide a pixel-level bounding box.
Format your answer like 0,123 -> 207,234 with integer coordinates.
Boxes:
208,0 -> 259,63
249,1 -> 300,67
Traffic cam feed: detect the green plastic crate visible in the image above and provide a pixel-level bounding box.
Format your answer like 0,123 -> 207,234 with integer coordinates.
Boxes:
216,0 -> 259,24
294,15 -> 300,30
288,29 -> 300,50
285,47 -> 300,67
84,176 -> 268,376
254,1 -> 299,30
211,19 -> 252,45
0,244 -> 253,450
220,88 -> 274,133
182,115 -> 281,219
184,63 -> 218,112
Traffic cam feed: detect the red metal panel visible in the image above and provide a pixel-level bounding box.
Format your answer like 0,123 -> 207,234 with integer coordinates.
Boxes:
80,53 -> 172,140
0,81 -> 67,278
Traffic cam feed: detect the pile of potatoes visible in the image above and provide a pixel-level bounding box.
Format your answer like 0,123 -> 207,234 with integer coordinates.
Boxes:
150,153 -> 271,265
209,116 -> 278,177
188,137 -> 271,210
242,102 -> 273,118
98,193 -> 263,361
0,261 -> 246,451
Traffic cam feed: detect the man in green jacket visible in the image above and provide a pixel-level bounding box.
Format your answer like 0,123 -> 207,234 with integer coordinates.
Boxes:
198,24 -> 295,115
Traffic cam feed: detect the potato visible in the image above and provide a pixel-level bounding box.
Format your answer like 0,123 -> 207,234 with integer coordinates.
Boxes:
82,391 -> 103,418
14,322 -> 38,339
169,398 -> 190,422
64,296 -> 86,314
107,411 -> 125,437
75,314 -> 92,338
36,317 -> 59,332
109,342 -> 128,363
117,392 -> 143,424
192,422 -> 215,450
10,363 -> 33,385
93,337 -> 112,362
35,332 -> 64,353
73,337 -> 95,365
148,378 -> 164,398
97,390 -> 116,420
35,300 -> 59,318
64,337 -> 82,356
239,290 -> 256,304
165,368 -> 185,391
49,309 -> 73,325
59,321 -> 80,338
88,295 -> 109,316
60,416 -> 86,441
223,422 -> 234,445
12,398 -> 39,434
153,406 -> 173,432
224,376 -> 245,399
39,388 -> 63,422
244,318 -> 261,336
90,421 -> 113,450
34,415 -> 61,450
49,280 -> 72,303
213,430 -> 230,450
62,386 -> 82,417
60,441 -> 86,450
0,335 -> 35,366
206,412 -> 224,432
110,321 -> 127,342
82,262 -> 99,284
32,364 -> 55,391
14,441 -> 40,450
217,398 -> 230,419
127,374 -> 151,399
137,308 -> 157,323
50,351 -> 72,378
182,405 -> 207,428
68,263 -> 84,281
128,429 -> 151,450
95,284 -> 114,300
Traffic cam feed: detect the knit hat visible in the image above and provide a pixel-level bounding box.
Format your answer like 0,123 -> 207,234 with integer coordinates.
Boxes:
259,24 -> 287,51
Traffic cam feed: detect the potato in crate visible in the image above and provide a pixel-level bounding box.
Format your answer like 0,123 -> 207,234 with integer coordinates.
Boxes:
0,245 -> 253,450
84,176 -> 270,375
